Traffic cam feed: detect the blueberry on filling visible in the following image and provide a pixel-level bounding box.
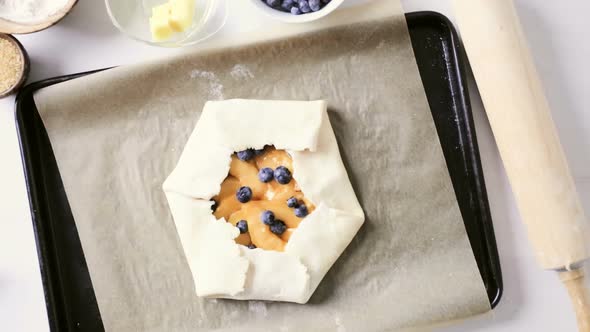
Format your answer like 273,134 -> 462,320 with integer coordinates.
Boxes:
258,167 -> 274,183
287,196 -> 299,208
274,166 -> 292,185
294,205 -> 308,218
261,210 -> 275,225
236,220 -> 248,234
236,149 -> 255,161
236,186 -> 253,203
270,220 -> 287,235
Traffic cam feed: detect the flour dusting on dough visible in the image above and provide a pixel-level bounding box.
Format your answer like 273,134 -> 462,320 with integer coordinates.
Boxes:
334,315 -> 346,332
230,64 -> 254,80
190,69 -> 224,100
229,310 -> 239,319
248,301 -> 268,316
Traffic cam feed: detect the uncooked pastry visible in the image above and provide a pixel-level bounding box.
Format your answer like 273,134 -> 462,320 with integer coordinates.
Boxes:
163,99 -> 365,303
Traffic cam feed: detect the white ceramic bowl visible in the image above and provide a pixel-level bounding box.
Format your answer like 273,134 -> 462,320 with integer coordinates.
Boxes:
105,0 -> 227,47
0,0 -> 78,34
248,0 -> 344,23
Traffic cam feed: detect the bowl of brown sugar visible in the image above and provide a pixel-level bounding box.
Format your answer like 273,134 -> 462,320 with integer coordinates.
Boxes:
0,34 -> 29,98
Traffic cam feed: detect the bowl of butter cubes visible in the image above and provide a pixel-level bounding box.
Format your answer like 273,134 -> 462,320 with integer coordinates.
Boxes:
249,0 -> 344,23
105,0 -> 227,47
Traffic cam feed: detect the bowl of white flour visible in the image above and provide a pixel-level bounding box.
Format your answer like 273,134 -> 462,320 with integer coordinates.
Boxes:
0,0 -> 78,33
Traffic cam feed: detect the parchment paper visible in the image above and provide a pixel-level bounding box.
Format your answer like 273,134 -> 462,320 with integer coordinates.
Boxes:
33,1 -> 490,331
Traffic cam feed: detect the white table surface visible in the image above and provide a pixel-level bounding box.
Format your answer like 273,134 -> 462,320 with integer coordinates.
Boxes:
1,0 -> 588,331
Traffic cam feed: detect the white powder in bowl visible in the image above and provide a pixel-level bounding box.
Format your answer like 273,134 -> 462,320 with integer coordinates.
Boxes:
0,0 -> 70,24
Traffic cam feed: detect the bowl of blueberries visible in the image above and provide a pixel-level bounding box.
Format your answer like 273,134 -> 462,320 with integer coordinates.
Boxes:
251,0 -> 344,23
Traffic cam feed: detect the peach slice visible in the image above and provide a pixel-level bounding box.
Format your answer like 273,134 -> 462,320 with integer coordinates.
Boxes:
229,155 -> 266,199
255,148 -> 293,172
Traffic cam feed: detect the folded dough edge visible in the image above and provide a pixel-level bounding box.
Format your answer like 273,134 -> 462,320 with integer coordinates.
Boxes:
163,99 -> 365,303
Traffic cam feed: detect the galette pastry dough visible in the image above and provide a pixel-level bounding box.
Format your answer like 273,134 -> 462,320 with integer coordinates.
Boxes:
163,99 -> 365,303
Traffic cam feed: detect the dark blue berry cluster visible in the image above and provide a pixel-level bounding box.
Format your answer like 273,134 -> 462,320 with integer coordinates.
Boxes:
237,147 -> 265,161
257,166 -> 292,184
235,149 -> 292,185
262,0 -> 332,15
260,210 -> 287,235
286,196 -> 308,218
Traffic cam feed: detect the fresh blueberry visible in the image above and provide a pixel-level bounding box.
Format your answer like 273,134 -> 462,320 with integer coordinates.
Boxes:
258,167 -> 274,183
274,166 -> 292,184
309,0 -> 320,11
266,0 -> 280,7
261,210 -> 275,225
211,200 -> 218,212
237,149 -> 255,161
281,0 -> 294,10
287,197 -> 299,208
321,0 -> 331,3
247,244 -> 257,249
254,148 -> 265,156
270,220 -> 287,235
294,205 -> 308,218
236,186 -> 253,203
290,6 -> 301,15
298,0 -> 311,13
236,220 -> 248,234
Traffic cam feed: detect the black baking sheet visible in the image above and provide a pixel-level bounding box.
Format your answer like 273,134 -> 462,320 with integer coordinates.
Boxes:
15,12 -> 502,332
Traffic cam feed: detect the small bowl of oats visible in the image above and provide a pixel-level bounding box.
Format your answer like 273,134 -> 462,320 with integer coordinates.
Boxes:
0,34 -> 29,98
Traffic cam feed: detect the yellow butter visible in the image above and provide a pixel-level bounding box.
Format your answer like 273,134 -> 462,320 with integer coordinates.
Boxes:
152,2 -> 171,17
168,0 -> 195,32
150,3 -> 173,42
150,16 -> 173,42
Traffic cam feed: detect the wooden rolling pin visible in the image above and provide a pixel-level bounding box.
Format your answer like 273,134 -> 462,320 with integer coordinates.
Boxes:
452,0 -> 590,330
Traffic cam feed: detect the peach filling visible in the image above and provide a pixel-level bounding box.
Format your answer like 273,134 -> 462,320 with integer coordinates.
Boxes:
212,146 -> 315,252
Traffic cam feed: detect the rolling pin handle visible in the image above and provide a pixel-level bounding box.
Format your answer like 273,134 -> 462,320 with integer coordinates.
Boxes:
560,270 -> 590,332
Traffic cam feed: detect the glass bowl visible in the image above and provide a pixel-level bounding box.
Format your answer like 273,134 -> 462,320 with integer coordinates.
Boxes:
105,0 -> 227,47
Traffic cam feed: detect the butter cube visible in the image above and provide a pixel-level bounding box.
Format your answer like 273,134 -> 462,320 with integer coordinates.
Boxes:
150,3 -> 173,42
168,0 -> 195,32
152,2 -> 171,17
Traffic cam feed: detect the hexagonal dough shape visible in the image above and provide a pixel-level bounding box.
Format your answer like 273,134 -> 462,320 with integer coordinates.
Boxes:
163,99 -> 365,303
